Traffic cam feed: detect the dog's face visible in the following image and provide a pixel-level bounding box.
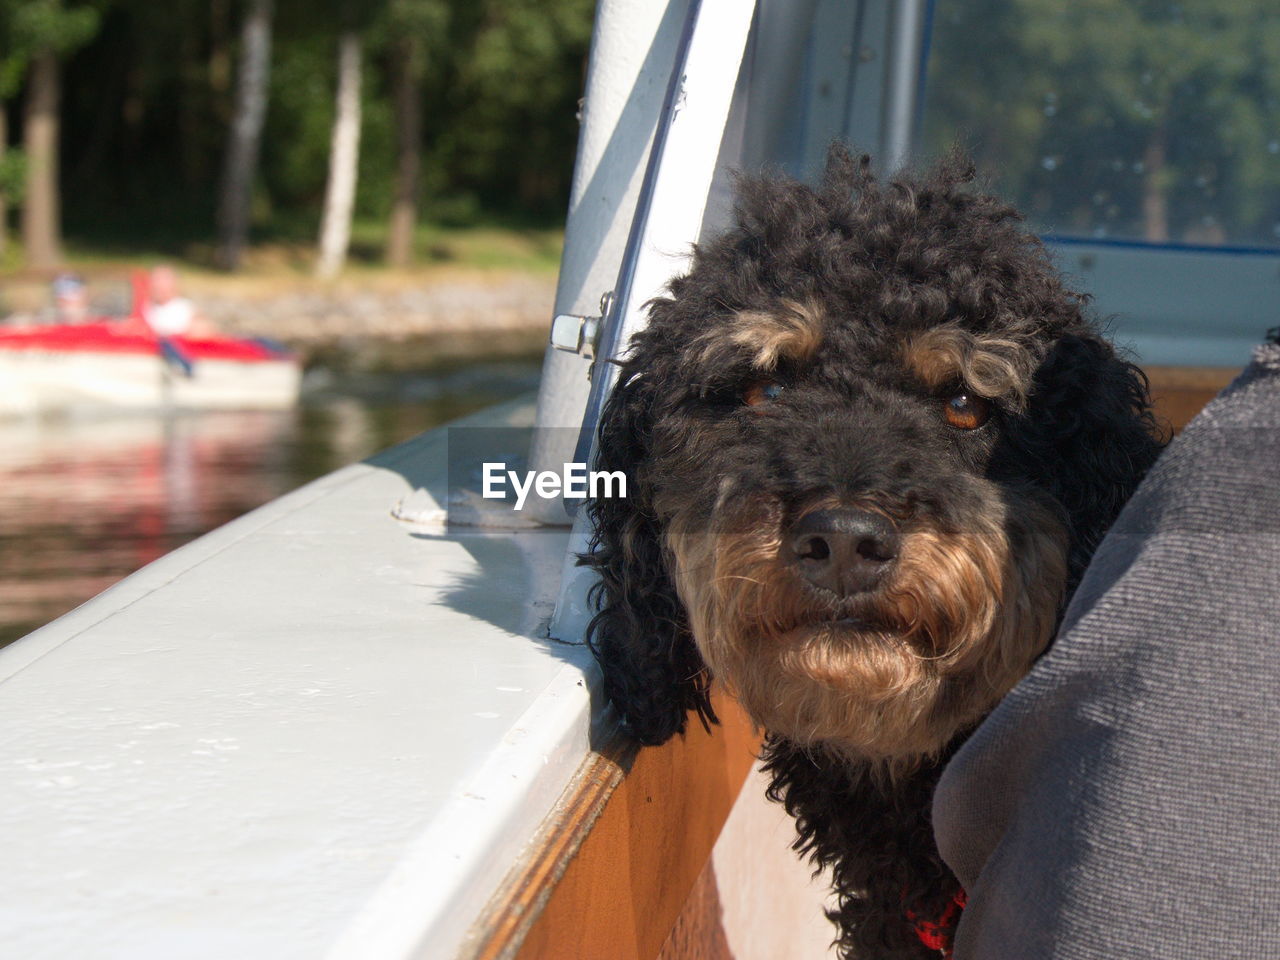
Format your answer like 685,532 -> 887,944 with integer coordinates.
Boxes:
648,305 -> 1070,763
587,149 -> 1162,765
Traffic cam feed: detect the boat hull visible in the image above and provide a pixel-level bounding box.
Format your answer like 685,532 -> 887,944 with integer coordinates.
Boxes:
0,322 -> 302,415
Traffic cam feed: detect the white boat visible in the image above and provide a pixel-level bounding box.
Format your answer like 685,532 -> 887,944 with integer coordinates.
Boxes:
0,1 -> 1263,958
0,320 -> 302,416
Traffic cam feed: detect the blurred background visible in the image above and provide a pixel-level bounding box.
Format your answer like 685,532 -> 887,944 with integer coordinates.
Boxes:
3,0 -> 1279,646
0,0 -> 593,645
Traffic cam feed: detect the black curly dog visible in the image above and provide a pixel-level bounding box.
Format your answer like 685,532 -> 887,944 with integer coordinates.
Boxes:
584,146 -> 1164,959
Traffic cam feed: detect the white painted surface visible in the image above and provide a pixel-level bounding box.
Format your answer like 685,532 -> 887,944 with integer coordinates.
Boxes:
526,0 -> 695,523
713,764 -> 836,960
600,0 -> 758,367
0,351 -> 301,414
0,397 -> 598,960
550,0 -> 756,646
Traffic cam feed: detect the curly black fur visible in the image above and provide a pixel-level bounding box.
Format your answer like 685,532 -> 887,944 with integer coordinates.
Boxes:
584,145 -> 1164,958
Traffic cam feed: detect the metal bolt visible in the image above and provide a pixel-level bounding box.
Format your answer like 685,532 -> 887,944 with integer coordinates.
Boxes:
550,290 -> 612,360
580,317 -> 601,360
550,313 -> 588,353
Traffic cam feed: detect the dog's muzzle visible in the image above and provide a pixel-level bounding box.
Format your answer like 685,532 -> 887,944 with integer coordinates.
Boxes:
787,507 -> 899,597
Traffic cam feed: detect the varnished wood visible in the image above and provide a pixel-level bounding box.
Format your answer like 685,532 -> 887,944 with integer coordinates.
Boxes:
1145,365 -> 1239,432
464,693 -> 760,960
464,739 -> 636,960
655,859 -> 735,960
514,694 -> 759,960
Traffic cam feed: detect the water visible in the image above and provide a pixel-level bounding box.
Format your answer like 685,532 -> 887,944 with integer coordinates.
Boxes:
0,355 -> 543,649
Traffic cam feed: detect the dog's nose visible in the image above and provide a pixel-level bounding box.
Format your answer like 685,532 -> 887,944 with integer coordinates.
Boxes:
787,508 -> 899,596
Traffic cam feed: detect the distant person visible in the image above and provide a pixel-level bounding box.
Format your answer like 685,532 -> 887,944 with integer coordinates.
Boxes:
51,273 -> 92,324
144,265 -> 216,338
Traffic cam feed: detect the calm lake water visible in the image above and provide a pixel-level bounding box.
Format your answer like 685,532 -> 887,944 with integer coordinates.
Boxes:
0,355 -> 543,649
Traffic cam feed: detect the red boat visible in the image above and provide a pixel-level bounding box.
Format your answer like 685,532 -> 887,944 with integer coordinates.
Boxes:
0,319 -> 301,415
0,275 -> 301,416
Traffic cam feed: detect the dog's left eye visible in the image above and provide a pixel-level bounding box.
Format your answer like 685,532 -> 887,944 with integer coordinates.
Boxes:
743,380 -> 785,406
943,394 -> 991,430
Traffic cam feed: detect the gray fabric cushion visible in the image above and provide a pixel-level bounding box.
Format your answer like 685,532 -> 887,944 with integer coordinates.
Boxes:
934,341 -> 1280,959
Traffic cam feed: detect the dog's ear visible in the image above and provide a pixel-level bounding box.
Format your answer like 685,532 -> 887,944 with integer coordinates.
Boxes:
582,363 -> 716,746
1027,333 -> 1166,578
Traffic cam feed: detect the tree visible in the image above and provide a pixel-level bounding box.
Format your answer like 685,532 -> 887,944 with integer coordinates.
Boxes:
22,48 -> 60,266
924,0 -> 1280,246
0,2 -> 25,260
216,0 -> 273,271
5,0 -> 98,269
0,104 -> 19,262
0,108 -> 7,259
384,32 -> 421,268
315,26 -> 362,277
382,0 -> 446,268
0,0 -> 594,263
447,0 -> 594,213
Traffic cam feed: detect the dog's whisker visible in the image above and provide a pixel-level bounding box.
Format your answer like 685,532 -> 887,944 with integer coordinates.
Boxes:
712,574 -> 767,586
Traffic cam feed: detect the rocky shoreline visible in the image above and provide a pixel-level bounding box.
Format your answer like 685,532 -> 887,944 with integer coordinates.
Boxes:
201,272 -> 557,347
2,269 -> 558,368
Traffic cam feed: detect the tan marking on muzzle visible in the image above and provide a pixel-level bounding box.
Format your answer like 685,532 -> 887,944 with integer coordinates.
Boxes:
661,489 -> 1067,770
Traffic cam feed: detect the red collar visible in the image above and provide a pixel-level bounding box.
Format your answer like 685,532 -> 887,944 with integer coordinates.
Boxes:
905,888 -> 967,958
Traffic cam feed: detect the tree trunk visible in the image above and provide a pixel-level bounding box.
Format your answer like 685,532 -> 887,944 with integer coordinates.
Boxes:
1142,123 -> 1169,244
316,30 -> 363,279
22,50 -> 61,269
385,35 -> 422,268
0,106 -> 8,260
215,0 -> 273,271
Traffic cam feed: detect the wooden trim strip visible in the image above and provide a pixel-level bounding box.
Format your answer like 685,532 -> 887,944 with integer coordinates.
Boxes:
461,693 -> 761,960
461,734 -> 639,960
1145,365 -> 1238,432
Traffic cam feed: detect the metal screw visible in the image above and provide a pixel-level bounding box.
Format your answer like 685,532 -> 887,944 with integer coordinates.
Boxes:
549,290 -> 613,360
550,313 -> 588,353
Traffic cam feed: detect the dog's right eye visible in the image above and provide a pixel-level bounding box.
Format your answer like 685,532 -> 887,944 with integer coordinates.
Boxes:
743,381 -> 785,407
943,394 -> 991,430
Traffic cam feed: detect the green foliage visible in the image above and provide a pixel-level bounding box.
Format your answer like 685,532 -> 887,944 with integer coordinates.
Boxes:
0,0 -> 100,99
263,34 -> 337,211
440,0 -> 595,212
355,75 -> 396,220
382,0 -> 449,44
0,147 -> 25,201
923,0 -> 1280,245
39,0 -> 593,255
11,0 -> 1280,265
255,0 -> 594,235
10,0 -> 1280,269
9,0 -> 98,54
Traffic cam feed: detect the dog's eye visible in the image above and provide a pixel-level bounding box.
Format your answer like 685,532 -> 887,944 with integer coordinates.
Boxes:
743,380 -> 785,406
943,394 -> 991,430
